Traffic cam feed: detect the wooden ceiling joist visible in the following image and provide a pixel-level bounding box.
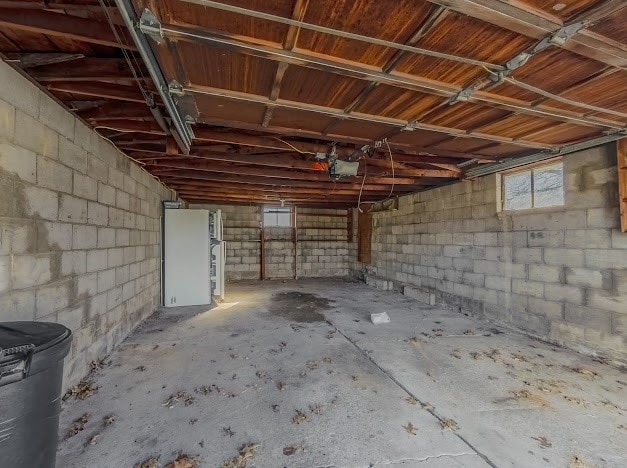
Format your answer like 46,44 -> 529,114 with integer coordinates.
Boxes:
44,81 -> 145,103
32,58 -> 143,82
0,8 -> 135,50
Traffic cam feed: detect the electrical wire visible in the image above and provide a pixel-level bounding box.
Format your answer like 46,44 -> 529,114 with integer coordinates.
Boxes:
273,137 -> 316,155
481,65 -> 627,119
99,0 -> 152,103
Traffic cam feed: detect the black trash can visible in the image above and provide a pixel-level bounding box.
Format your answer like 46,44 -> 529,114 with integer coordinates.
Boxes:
0,322 -> 72,468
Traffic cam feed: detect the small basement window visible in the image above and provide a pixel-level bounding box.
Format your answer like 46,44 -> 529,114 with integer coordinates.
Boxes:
502,160 -> 564,211
262,206 -> 292,227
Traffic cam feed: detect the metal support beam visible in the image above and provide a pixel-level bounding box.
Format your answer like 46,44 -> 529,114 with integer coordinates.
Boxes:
113,0 -> 194,153
464,131 -> 627,178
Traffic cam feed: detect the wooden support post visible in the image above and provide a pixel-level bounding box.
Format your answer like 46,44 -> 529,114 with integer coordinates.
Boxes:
260,226 -> 265,280
293,206 -> 298,279
618,139 -> 627,233
347,208 -> 353,243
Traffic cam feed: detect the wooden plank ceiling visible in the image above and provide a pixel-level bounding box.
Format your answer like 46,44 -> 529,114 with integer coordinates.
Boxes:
0,0 -> 625,207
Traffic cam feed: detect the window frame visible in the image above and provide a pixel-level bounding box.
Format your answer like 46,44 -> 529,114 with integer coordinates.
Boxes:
500,157 -> 564,212
262,206 -> 293,228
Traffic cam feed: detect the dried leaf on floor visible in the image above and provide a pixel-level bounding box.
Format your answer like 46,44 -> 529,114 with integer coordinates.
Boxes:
405,396 -> 418,405
531,436 -> 552,448
512,389 -> 549,407
135,365 -> 147,372
165,451 -> 202,468
195,384 -> 222,395
65,413 -> 91,439
63,379 -> 98,401
189,419 -> 198,425
440,419 -> 459,431
484,349 -> 501,362
162,391 -> 195,408
563,395 -> 588,406
322,357 -> 332,363
463,329 -> 475,335
403,422 -> 417,435
566,366 -> 600,379
292,410 -> 310,424
283,445 -> 303,456
271,404 -> 280,412
568,455 -> 589,467
221,443 -> 258,468
276,381 -> 286,391
309,404 -> 323,415
255,370 -> 267,379
470,352 -> 480,360
451,349 -> 463,359
86,434 -> 99,446
102,415 -> 115,426
421,402 -> 434,411
134,457 -> 159,468
89,358 -> 109,373
222,426 -> 235,437
432,328 -> 444,336
351,375 -> 358,381
511,353 -> 529,362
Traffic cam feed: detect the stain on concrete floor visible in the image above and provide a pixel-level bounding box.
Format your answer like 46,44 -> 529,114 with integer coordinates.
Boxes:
267,290 -> 331,322
57,279 -> 627,468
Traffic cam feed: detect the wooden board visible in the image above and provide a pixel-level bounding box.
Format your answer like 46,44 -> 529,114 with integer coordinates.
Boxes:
358,211 -> 372,264
618,138 -> 627,233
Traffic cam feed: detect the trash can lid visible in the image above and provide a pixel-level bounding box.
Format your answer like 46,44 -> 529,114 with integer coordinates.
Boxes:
0,321 -> 71,357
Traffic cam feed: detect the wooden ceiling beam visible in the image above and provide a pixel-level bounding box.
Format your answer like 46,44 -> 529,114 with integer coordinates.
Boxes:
181,196 -> 356,208
31,58 -> 142,82
171,26 -> 623,130
44,81 -> 146,103
189,84 -> 559,149
145,161 -> 424,184
79,102 -> 152,121
154,171 -> 430,191
262,0 -> 309,127
424,0 -> 626,68
324,4 -> 449,135
175,188 -> 377,203
0,8 -> 135,50
168,181 -> 407,196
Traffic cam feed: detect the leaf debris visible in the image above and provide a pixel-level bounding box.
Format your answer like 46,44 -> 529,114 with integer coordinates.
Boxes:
162,391 -> 195,408
65,413 -> 91,439
440,418 -> 459,431
283,445 -> 303,456
166,451 -> 202,468
134,457 -> 159,468
531,436 -> 552,448
403,422 -> 417,435
221,443 -> 258,468
292,410 -> 310,424
63,379 -> 98,401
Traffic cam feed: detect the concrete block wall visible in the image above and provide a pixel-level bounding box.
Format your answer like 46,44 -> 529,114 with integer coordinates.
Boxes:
189,204 -> 351,280
0,60 -> 171,387
353,145 -> 626,361
296,208 -> 350,277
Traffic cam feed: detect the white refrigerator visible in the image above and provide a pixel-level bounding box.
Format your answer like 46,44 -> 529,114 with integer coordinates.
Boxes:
163,208 -> 226,307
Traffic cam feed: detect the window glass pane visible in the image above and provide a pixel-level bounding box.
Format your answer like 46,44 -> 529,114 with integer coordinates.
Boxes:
504,171 -> 532,210
263,207 -> 291,227
533,163 -> 564,208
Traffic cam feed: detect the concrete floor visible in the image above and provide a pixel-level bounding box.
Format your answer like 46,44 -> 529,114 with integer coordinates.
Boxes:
58,278 -> 626,467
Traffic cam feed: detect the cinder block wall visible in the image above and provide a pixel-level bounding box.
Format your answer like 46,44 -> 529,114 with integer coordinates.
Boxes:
0,61 -> 171,386
354,144 -> 626,361
190,204 -> 351,280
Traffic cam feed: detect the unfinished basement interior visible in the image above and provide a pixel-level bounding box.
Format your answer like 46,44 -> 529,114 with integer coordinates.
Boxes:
0,0 -> 626,467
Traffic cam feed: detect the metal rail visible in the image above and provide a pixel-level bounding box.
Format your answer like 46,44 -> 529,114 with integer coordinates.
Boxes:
113,0 -> 194,153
